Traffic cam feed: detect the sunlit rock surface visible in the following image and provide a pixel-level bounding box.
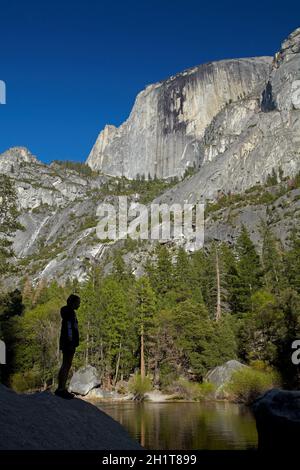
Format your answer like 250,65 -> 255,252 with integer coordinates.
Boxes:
156,28 -> 300,203
87,58 -> 272,179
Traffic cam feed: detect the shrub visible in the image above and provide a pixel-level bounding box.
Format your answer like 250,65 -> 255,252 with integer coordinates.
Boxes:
226,365 -> 280,404
266,169 -> 278,186
195,382 -> 216,400
183,165 -> 197,179
10,370 -> 41,392
159,363 -> 179,391
114,380 -> 129,395
128,374 -> 152,401
167,378 -> 215,401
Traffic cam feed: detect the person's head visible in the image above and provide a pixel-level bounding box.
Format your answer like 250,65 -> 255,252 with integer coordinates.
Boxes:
67,294 -> 81,310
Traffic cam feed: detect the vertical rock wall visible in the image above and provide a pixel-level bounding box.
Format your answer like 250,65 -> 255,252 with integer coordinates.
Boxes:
87,57 -> 272,179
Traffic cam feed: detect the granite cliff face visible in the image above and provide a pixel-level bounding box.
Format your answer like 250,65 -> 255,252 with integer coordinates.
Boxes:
87,58 -> 272,179
0,147 -> 104,210
1,29 -> 300,284
88,28 -> 300,198
157,28 -> 300,203
1,145 -> 300,285
0,147 -> 111,283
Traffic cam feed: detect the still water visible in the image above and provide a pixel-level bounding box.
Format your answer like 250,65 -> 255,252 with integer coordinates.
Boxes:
97,401 -> 258,450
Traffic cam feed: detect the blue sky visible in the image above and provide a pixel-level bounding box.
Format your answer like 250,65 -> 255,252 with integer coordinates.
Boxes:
0,0 -> 299,163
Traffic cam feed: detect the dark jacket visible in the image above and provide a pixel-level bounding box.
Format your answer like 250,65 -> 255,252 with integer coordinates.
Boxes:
59,305 -> 79,351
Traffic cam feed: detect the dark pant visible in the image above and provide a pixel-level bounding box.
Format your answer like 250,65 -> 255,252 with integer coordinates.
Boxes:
57,348 -> 75,391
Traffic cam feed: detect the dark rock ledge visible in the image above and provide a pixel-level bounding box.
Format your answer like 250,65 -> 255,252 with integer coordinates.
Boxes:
252,388 -> 300,451
0,385 -> 142,450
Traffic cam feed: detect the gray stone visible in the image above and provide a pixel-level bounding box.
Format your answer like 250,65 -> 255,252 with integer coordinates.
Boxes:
205,360 -> 247,399
87,58 -> 272,179
86,28 -> 300,186
69,365 -> 100,396
291,80 -> 300,109
0,384 -> 141,450
252,388 -> 300,450
88,388 -> 131,400
147,27 -> 300,202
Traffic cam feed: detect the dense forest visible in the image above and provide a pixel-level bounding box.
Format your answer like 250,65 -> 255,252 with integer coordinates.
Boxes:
1,174 -> 300,400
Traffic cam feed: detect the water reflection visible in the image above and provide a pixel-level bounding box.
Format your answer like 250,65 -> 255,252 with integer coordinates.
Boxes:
97,401 -> 258,450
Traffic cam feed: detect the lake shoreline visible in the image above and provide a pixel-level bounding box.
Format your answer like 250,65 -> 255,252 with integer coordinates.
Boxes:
80,391 -> 235,405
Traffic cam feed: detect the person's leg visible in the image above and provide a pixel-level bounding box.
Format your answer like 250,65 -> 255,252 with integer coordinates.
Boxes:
57,349 -> 75,391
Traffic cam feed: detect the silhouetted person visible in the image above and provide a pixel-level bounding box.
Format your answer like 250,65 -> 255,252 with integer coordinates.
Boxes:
55,294 -> 80,399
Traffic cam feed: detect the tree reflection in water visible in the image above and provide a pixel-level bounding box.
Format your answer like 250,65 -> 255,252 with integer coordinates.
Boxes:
97,401 -> 257,450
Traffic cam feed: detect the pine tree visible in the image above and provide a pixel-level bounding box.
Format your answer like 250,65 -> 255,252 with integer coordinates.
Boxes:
146,244 -> 174,296
135,277 -> 156,378
22,276 -> 34,310
112,252 -> 133,284
197,243 -> 230,318
213,316 -> 237,362
32,279 -> 48,306
196,246 -> 217,316
173,247 -> 193,302
190,249 -> 207,305
77,278 -> 99,367
284,228 -> 300,294
238,289 -> 286,365
171,299 -> 214,379
91,276 -> 132,385
147,307 -> 180,386
260,221 -> 285,293
220,242 -> 239,313
233,226 -> 262,312
215,245 -> 222,321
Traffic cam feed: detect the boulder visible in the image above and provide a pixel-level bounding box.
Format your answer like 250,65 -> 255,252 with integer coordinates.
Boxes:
205,360 -> 247,399
69,365 -> 100,396
252,388 -> 300,450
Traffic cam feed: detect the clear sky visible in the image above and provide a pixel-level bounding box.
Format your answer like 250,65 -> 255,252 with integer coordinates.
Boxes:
0,0 -> 299,163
